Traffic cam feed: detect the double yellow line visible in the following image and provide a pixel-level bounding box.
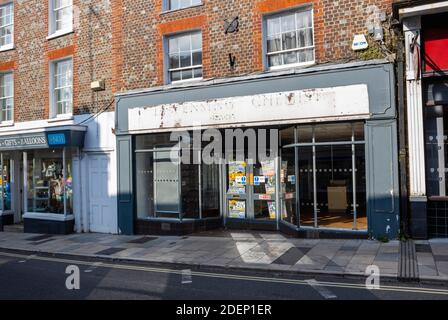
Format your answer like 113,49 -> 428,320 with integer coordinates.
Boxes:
1,251 -> 448,296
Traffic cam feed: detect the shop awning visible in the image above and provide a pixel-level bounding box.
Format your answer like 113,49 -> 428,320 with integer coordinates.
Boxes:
0,125 -> 87,151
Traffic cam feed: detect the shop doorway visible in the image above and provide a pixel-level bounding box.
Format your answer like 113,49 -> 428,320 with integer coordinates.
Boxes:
225,158 -> 280,226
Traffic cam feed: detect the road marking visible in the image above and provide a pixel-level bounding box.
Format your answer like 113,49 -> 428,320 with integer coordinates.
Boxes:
1,251 -> 448,296
306,279 -> 337,299
18,254 -> 36,263
84,262 -> 102,273
181,269 -> 193,284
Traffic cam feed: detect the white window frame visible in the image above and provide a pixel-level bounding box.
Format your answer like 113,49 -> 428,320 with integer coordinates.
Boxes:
0,2 -> 14,51
48,0 -> 73,39
163,0 -> 202,12
50,58 -> 73,119
264,6 -> 315,71
166,31 -> 203,84
0,72 -> 13,124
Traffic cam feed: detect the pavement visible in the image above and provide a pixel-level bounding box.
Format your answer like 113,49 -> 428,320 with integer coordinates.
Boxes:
0,229 -> 448,283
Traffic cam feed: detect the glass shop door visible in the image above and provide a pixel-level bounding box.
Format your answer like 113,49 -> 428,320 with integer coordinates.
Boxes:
225,158 -> 279,225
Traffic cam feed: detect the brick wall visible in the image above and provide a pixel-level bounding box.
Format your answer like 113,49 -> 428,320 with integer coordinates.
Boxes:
0,0 -> 113,123
116,0 -> 393,92
0,0 -> 394,123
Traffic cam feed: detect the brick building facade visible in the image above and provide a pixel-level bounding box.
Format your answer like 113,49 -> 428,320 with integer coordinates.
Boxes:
112,0 -> 393,91
0,0 -> 403,239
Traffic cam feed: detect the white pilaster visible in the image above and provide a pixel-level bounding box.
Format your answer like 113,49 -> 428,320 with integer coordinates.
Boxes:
403,16 -> 426,200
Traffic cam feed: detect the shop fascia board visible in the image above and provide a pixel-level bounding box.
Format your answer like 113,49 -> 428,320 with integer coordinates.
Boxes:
398,1 -> 448,19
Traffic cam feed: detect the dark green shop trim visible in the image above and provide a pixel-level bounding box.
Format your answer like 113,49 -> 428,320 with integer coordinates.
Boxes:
0,214 -> 14,227
135,218 -> 222,236
116,62 -> 400,239
23,218 -> 74,235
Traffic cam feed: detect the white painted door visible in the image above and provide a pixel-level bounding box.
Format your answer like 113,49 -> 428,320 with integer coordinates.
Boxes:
88,154 -> 115,233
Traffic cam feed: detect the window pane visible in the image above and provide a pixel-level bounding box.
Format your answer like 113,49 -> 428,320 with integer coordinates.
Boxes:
180,52 -> 191,68
154,150 -> 180,215
180,0 -> 191,9
181,151 -> 200,219
314,123 -> 353,142
192,51 -> 202,66
282,51 -> 298,65
297,10 -> 312,28
169,0 -> 180,10
298,48 -> 314,63
168,37 -> 178,54
181,69 -> 193,80
281,14 -> 296,32
267,17 -> 280,36
27,150 -> 65,214
282,31 -> 297,50
178,35 -> 190,52
191,0 -> 201,6
267,36 -> 281,53
315,145 -> 353,229
171,70 -> 181,82
193,68 -> 202,78
136,152 -> 155,219
268,54 -> 282,67
169,54 -> 180,69
191,33 -> 202,50
298,146 -> 314,227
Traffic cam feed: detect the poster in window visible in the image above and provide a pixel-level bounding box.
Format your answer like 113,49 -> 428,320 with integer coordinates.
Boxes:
228,161 -> 247,195
228,200 -> 246,218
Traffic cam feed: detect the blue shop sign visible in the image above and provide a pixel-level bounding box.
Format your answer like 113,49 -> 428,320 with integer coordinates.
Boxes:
47,133 -> 67,146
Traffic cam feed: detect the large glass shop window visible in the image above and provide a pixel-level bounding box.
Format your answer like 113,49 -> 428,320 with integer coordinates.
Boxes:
425,105 -> 448,197
135,133 -> 220,220
26,148 -> 73,215
0,154 -> 12,211
282,122 -> 367,230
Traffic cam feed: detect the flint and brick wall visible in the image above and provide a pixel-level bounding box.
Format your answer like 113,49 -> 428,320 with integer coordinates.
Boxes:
0,0 -> 394,123
115,0 -> 393,92
0,0 -> 113,123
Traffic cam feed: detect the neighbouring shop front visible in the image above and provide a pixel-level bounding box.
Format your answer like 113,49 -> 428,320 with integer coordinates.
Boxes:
116,61 -> 400,239
398,3 -> 448,239
0,126 -> 85,234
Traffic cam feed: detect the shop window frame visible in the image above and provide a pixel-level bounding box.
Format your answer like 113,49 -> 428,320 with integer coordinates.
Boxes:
281,122 -> 367,232
133,133 -> 222,222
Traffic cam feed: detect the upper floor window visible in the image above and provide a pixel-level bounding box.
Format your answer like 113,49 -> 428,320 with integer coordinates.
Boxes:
49,0 -> 73,36
167,31 -> 202,83
0,73 -> 13,122
167,0 -> 201,11
0,3 -> 13,50
51,59 -> 73,117
265,7 -> 314,69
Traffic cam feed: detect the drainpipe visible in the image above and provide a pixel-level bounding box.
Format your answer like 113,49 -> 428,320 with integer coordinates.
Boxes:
394,24 -> 410,238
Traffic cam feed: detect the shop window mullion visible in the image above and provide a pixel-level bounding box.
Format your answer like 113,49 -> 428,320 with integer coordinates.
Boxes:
312,127 -> 318,228
198,149 -> 202,220
0,153 -> 3,211
294,127 -> 300,228
352,127 -> 358,230
63,147 -> 67,217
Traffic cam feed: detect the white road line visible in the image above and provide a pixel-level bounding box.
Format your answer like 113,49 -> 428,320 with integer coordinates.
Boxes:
1,251 -> 448,296
84,262 -> 103,273
181,269 -> 193,284
306,279 -> 337,299
18,254 -> 36,263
